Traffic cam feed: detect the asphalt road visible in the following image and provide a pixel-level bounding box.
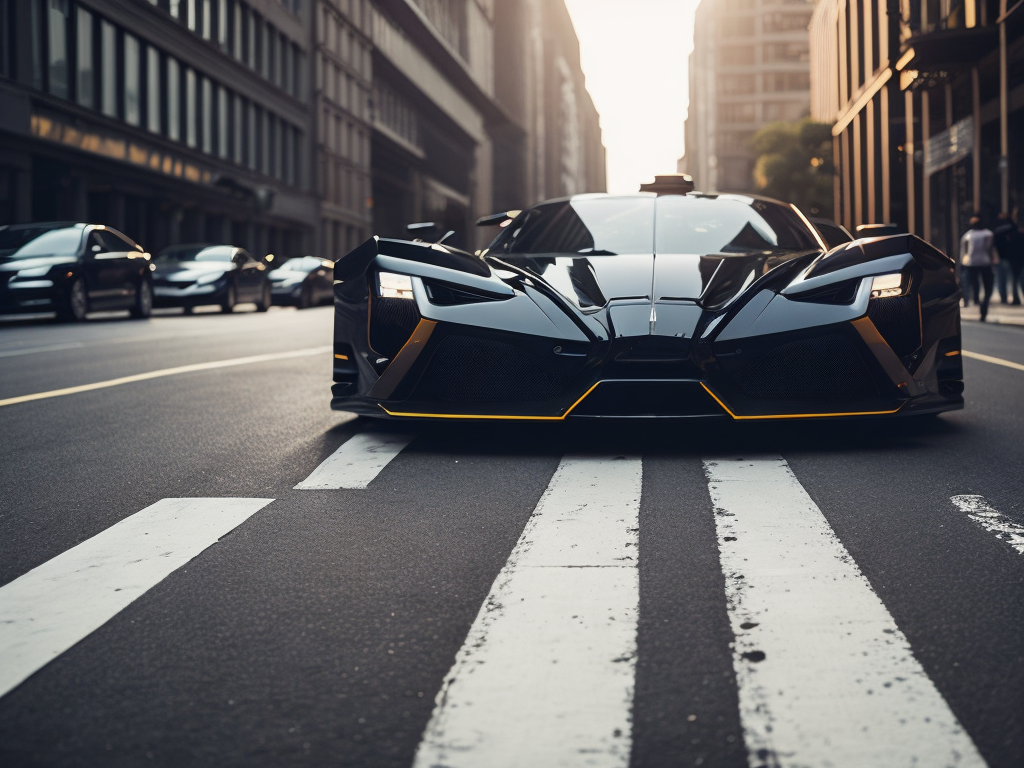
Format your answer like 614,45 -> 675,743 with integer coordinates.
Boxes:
0,305 -> 1021,768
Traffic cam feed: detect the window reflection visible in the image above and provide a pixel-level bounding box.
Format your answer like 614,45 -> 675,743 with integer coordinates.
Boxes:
124,34 -> 141,126
48,0 -> 69,99
76,7 -> 94,108
100,20 -> 116,118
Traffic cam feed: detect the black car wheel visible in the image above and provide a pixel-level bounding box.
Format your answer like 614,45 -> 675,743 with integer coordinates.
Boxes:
57,278 -> 88,322
255,282 -> 271,312
130,279 -> 153,319
221,283 -> 237,314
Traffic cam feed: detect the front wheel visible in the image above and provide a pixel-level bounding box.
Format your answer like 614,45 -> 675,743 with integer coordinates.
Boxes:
130,279 -> 153,319
255,281 -> 271,312
57,278 -> 88,322
298,284 -> 312,309
221,283 -> 237,314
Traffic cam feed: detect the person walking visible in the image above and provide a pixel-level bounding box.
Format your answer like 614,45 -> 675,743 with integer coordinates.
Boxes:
993,212 -> 1023,305
960,215 -> 998,321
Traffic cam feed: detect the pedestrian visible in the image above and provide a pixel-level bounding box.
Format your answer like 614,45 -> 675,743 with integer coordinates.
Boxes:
993,211 -> 1023,305
960,215 -> 998,321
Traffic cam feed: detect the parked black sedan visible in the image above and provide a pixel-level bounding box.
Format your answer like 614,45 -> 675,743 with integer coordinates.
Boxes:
0,222 -> 153,321
269,256 -> 334,308
152,244 -> 271,313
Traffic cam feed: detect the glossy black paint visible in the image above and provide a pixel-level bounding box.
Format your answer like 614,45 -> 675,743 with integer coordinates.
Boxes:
269,257 -> 334,308
330,193 -> 963,421
152,245 -> 270,313
0,222 -> 153,321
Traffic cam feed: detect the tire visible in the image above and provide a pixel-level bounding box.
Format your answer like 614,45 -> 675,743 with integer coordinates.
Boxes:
255,281 -> 271,312
183,304 -> 194,315
298,284 -> 312,310
129,279 -> 153,319
221,283 -> 237,314
57,278 -> 88,322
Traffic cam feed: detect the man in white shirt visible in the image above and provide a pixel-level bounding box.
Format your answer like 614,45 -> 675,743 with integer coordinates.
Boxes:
960,215 -> 998,321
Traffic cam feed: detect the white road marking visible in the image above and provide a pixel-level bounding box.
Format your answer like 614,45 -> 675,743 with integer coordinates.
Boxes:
0,497 -> 274,698
704,456 -> 985,768
0,346 -> 331,407
413,455 -> 642,768
952,495 -> 1024,555
293,432 -> 413,489
0,342 -> 85,358
961,349 -> 1024,372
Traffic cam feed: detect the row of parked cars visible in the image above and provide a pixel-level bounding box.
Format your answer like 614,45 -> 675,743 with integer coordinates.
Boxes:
0,221 -> 335,322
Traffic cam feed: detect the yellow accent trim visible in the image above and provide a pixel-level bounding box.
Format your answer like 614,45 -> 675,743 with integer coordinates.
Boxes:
895,47 -> 916,71
790,204 -> 829,251
699,383 -> 904,420
335,354 -> 349,360
378,382 -> 602,421
944,350 -> 961,357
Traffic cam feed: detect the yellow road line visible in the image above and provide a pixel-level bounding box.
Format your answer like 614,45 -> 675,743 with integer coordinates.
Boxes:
962,350 -> 1024,372
0,346 -> 331,407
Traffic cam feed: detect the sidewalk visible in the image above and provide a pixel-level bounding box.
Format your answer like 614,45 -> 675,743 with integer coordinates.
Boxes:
960,301 -> 1024,325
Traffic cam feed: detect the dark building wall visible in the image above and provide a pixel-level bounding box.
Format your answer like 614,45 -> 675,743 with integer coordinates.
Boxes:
0,0 -> 317,258
829,0 -> 1024,256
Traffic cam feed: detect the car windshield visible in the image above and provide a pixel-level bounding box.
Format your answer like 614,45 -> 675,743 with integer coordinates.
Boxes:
156,245 -> 235,263
487,197 -> 655,255
278,257 -> 320,272
486,195 -> 820,257
0,226 -> 84,259
656,195 -> 821,253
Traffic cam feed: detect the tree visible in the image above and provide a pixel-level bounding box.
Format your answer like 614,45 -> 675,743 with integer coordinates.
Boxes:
750,119 -> 834,218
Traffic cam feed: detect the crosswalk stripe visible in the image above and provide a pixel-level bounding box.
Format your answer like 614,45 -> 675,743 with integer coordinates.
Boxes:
413,455 -> 642,768
704,456 -> 985,767
952,495 -> 1024,555
0,497 -> 274,699
293,432 -> 413,489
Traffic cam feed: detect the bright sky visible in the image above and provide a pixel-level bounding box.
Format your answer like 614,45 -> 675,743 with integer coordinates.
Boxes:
564,0 -> 701,194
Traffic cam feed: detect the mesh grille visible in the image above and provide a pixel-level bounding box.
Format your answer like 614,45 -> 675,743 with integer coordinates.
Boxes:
868,296 -> 920,358
369,297 -> 419,358
731,333 -> 878,400
415,336 -> 584,403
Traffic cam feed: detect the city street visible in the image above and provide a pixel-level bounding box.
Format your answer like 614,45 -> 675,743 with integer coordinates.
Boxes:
0,306 -> 1021,768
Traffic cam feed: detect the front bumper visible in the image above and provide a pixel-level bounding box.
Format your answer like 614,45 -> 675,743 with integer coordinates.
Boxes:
153,281 -> 227,307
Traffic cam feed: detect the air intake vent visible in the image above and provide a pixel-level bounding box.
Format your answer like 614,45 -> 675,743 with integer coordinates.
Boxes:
731,333 -> 878,400
415,336 -> 585,403
369,297 -> 419,358
867,296 -> 920,359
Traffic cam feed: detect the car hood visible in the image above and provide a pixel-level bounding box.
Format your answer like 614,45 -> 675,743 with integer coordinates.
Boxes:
0,255 -> 78,273
492,250 -> 804,310
153,261 -> 235,278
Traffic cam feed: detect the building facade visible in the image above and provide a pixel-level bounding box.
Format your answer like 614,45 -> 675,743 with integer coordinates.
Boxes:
0,0 -> 316,257
0,0 -> 602,257
822,0 -> 1024,256
683,0 -> 816,192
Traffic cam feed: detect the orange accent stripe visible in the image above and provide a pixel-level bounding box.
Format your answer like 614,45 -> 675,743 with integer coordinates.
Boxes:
699,382 -> 904,420
378,381 -> 602,421
334,354 -> 349,360
944,350 -> 961,357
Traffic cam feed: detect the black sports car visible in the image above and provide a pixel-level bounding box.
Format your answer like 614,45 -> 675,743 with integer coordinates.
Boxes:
153,244 -> 271,313
329,191 -> 963,421
0,222 -> 153,321
269,256 -> 334,308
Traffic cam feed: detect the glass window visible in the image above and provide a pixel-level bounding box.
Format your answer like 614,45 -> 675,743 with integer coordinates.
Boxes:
201,76 -> 212,153
202,0 -> 211,39
167,57 -> 180,140
217,85 -> 229,159
491,198 -> 656,256
47,0 -> 69,99
655,196 -> 819,253
233,2 -> 243,59
124,34 -> 140,126
218,0 -> 228,48
283,123 -> 293,185
247,101 -> 256,169
31,0 -> 43,90
146,47 -> 161,133
246,10 -> 256,69
187,0 -> 196,31
170,0 -> 181,19
76,7 -> 94,108
100,20 -> 117,117
185,67 -> 197,147
233,94 -> 243,164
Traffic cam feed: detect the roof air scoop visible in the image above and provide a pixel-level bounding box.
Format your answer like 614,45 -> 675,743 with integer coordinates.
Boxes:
639,174 -> 695,195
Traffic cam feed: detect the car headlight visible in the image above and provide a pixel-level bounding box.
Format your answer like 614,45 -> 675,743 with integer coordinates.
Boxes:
196,271 -> 225,285
15,266 -> 52,278
378,272 -> 414,300
869,273 -> 904,299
